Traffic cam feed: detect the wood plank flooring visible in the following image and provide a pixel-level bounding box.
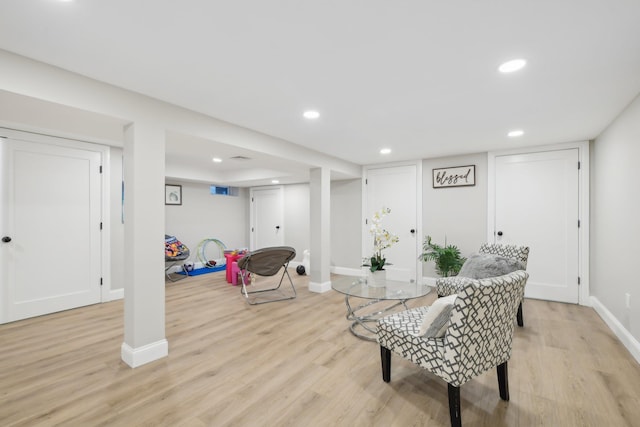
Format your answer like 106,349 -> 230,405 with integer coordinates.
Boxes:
1,272 -> 639,426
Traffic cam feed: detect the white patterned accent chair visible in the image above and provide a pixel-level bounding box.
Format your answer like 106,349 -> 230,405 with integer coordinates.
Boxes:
436,243 -> 530,326
377,270 -> 529,427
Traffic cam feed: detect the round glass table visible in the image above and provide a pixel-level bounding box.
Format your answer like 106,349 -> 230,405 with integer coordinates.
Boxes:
331,275 -> 433,341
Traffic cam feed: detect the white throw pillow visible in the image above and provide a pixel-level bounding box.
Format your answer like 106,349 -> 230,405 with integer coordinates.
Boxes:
414,294 -> 457,338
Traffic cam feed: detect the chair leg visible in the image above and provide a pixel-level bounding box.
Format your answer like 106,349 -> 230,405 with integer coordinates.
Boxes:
447,384 -> 462,427
240,265 -> 296,304
497,361 -> 509,401
380,346 -> 391,383
517,301 -> 524,327
165,262 -> 187,282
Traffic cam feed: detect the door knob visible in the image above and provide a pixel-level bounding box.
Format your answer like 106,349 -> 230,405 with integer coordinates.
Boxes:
497,231 -> 503,236
2,236 -> 11,243
410,229 -> 415,234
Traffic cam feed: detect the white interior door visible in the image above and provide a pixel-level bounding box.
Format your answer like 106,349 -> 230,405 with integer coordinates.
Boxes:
250,186 -> 284,250
1,137 -> 102,323
494,149 -> 580,304
365,165 -> 419,282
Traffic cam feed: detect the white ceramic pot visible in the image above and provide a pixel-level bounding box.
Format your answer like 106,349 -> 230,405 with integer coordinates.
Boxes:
368,269 -> 387,287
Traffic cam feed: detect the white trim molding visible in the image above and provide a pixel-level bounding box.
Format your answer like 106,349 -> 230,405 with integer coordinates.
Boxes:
121,339 -> 169,368
331,266 -> 363,276
591,297 -> 640,365
309,280 -> 332,293
109,288 -> 124,301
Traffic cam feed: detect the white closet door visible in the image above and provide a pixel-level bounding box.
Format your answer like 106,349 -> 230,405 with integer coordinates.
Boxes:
1,138 -> 102,323
365,165 -> 419,282
250,186 -> 284,250
494,149 -> 580,303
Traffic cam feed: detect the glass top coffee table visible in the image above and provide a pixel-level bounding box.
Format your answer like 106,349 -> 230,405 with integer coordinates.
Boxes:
331,275 -> 433,341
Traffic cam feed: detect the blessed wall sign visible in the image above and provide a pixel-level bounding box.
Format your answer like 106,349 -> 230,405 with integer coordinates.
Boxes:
432,165 -> 476,188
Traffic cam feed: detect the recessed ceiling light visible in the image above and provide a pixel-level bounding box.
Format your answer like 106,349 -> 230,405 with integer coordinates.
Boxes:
499,59 -> 527,73
380,148 -> 391,155
303,110 -> 320,119
508,130 -> 524,137
212,157 -> 222,163
272,180 -> 280,184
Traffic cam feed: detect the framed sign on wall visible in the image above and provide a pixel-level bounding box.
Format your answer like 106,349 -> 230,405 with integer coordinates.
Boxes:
165,184 -> 182,205
432,165 -> 475,188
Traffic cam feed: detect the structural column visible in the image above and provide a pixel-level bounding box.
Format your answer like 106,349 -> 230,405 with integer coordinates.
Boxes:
309,167 -> 331,292
121,122 -> 168,367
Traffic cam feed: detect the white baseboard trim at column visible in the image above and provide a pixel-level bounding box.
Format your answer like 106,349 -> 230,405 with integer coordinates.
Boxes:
309,281 -> 332,293
591,296 -> 640,365
121,339 -> 169,368
109,288 -> 124,301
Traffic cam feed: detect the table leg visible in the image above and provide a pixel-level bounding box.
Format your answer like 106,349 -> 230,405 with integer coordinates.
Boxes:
344,294 -> 409,341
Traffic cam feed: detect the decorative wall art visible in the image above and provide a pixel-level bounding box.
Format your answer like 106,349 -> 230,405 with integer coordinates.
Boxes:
432,165 -> 476,188
165,184 -> 182,205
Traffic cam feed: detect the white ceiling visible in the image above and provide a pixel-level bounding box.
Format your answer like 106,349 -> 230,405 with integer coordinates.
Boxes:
1,1 -> 640,174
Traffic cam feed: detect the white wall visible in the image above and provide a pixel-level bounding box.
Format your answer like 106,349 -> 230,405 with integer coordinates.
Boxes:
331,178 -> 363,268
283,184 -> 310,262
165,181 -> 249,262
591,93 -> 640,344
282,180 -> 362,268
422,153 -> 488,277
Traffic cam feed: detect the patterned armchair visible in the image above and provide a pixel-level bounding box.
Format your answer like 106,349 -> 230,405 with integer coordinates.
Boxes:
377,270 -> 529,427
436,243 -> 530,326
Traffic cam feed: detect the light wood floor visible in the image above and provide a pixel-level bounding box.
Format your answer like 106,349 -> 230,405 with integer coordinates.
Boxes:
1,272 -> 639,426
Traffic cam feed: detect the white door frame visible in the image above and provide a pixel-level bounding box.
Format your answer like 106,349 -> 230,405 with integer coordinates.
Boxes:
487,141 -> 590,306
363,160 -> 423,282
0,128 -> 112,323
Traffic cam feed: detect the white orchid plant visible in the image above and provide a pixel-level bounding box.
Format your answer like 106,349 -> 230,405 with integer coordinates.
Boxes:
364,207 -> 399,272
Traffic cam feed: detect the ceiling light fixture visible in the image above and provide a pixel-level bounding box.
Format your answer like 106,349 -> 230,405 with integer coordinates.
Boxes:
272,180 -> 280,184
380,148 -> 391,155
499,59 -> 527,73
212,157 -> 222,163
508,130 -> 524,137
303,110 -> 320,119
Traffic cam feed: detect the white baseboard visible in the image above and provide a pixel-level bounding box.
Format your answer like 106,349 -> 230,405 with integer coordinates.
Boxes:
331,266 -> 363,276
591,296 -> 640,365
421,276 -> 438,286
109,288 -> 124,301
121,339 -> 169,368
309,280 -> 332,293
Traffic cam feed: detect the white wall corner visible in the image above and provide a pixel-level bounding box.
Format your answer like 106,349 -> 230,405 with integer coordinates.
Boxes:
590,296 -> 640,365
309,280 -> 332,293
121,339 -> 169,368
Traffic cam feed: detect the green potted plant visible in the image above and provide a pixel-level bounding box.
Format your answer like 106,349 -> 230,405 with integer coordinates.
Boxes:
420,235 -> 466,277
